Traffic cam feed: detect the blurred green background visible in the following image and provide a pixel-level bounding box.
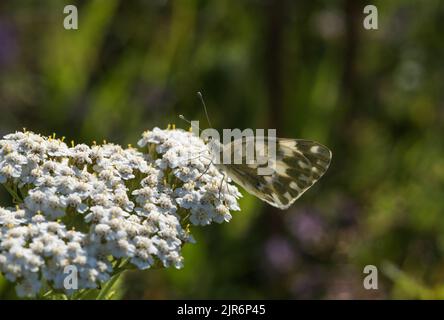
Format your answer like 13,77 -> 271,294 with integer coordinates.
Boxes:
1,0 -> 444,299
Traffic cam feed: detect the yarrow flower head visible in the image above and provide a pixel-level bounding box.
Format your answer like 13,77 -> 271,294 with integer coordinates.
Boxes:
0,128 -> 241,297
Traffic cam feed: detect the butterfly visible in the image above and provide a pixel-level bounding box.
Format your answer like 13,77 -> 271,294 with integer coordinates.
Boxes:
210,136 -> 332,210
182,92 -> 332,210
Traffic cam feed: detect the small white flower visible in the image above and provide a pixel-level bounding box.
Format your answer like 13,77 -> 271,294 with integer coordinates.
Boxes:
45,139 -> 70,157
71,144 -> 92,165
189,206 -> 214,226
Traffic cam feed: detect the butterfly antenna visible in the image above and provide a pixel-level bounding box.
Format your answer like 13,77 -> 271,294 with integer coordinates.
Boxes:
179,114 -> 203,133
178,114 -> 192,125
197,91 -> 213,128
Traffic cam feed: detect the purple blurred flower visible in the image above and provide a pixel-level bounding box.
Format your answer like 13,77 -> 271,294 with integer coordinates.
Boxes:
264,236 -> 296,273
288,209 -> 325,245
0,19 -> 18,67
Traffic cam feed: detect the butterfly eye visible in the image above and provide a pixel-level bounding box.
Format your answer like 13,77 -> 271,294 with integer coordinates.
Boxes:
203,136 -> 213,144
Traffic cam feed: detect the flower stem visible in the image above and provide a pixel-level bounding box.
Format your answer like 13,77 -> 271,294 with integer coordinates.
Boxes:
3,183 -> 22,204
95,272 -> 124,300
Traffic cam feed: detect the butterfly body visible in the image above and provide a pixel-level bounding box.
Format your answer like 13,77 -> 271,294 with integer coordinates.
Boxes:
209,137 -> 332,210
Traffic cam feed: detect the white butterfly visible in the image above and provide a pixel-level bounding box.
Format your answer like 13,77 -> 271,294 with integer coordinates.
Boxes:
210,137 -> 332,210
182,92 -> 332,210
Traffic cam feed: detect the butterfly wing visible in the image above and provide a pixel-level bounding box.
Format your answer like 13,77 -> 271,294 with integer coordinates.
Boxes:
218,138 -> 332,210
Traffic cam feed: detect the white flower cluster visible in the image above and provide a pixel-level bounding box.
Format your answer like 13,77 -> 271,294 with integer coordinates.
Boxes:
0,128 -> 241,297
137,128 -> 241,225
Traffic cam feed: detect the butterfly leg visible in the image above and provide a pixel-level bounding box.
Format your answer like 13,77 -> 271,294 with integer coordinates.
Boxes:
181,148 -> 214,182
197,159 -> 213,181
180,149 -> 208,165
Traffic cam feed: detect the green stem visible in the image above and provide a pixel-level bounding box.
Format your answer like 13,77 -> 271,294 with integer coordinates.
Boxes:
95,272 -> 124,300
3,183 -> 22,204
